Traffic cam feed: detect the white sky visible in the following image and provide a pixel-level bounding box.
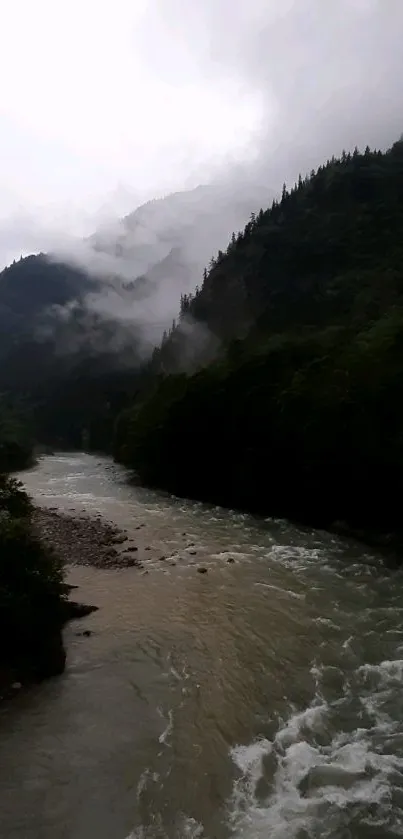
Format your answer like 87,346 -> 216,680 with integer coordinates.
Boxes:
0,0 -> 263,220
1,0 -> 403,266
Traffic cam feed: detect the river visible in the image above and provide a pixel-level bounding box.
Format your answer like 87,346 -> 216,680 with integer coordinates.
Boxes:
1,453 -> 403,839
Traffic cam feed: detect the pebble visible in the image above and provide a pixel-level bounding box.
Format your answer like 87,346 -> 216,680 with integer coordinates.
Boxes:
33,509 -> 146,570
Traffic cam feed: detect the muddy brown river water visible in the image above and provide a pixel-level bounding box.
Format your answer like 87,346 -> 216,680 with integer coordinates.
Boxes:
1,453 -> 403,839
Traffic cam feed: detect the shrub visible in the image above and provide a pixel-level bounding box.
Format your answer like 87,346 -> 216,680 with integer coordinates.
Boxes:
0,474 -> 33,519
0,475 -> 66,680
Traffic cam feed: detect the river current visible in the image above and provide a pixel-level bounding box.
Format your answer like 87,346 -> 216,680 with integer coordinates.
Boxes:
1,453 -> 403,838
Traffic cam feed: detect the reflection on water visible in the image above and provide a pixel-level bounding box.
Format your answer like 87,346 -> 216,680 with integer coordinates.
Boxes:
0,454 -> 402,838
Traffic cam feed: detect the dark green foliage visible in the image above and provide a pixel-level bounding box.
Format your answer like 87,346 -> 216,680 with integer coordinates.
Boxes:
116,139 -> 403,536
0,399 -> 34,471
0,474 -> 33,518
0,475 -> 66,685
150,139 -> 403,367
0,517 -> 64,657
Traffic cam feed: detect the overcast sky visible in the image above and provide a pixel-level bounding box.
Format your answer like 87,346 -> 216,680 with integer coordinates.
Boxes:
1,0 -> 403,267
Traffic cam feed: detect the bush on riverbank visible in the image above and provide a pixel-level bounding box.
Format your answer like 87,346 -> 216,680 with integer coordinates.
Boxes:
0,399 -> 34,472
0,475 -> 66,690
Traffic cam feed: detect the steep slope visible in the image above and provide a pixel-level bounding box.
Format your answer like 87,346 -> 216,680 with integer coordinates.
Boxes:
116,140 -> 403,538
151,141 -> 403,364
87,181 -> 273,328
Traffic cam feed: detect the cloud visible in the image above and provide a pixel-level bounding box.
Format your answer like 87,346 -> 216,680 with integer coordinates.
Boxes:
1,0 -> 402,263
134,0 -> 403,186
0,0 -> 263,234
45,180 -> 273,347
152,0 -> 403,185
1,0 -> 403,355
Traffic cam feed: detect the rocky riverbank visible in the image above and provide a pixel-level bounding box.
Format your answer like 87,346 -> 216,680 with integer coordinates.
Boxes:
33,507 -> 145,569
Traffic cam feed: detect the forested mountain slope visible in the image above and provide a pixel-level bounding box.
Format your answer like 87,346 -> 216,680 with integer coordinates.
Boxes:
116,140 -> 403,536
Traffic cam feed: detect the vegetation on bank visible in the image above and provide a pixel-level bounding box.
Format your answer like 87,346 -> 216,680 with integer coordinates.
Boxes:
0,399 -> 34,472
115,140 -> 403,536
0,474 -> 66,691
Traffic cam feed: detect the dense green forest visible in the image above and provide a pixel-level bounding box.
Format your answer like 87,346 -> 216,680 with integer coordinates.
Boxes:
115,140 -> 403,536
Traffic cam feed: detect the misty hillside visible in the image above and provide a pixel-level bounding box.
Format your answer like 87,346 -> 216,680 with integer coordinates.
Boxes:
0,180 -> 271,445
0,181 -> 271,348
86,181 -> 273,332
115,139 -> 403,538
91,182 -> 272,277
149,141 -> 403,369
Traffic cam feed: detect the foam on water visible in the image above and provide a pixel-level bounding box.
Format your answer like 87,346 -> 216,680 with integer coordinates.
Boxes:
158,708 -> 174,746
228,658 -> 403,838
126,816 -> 204,839
254,582 -> 305,599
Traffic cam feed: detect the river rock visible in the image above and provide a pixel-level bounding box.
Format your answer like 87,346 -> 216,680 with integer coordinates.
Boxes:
126,558 -> 143,568
63,601 -> 99,621
33,508 -> 150,570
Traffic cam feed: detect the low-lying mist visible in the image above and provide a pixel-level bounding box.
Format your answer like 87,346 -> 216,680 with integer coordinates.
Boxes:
42,179 -> 273,360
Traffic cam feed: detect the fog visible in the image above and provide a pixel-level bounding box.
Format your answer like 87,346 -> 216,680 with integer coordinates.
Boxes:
1,0 -> 403,348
